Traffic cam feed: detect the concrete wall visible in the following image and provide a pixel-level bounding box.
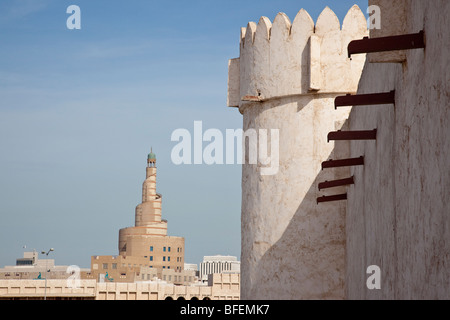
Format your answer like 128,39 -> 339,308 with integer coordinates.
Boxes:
0,279 -> 97,300
345,0 -> 450,299
0,274 -> 240,300
228,0 -> 448,300
228,6 -> 368,299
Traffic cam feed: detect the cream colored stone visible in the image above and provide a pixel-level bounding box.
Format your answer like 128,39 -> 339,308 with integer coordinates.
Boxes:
309,34 -> 321,91
368,0 -> 408,63
227,58 -> 240,107
0,274 -> 240,300
346,0 -> 450,300
228,6 -> 368,299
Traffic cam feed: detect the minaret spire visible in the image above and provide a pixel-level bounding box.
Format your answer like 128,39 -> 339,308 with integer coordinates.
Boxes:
118,147 -> 185,273
147,147 -> 156,167
134,149 -> 162,227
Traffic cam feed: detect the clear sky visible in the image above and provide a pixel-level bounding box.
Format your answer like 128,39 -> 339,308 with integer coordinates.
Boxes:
0,0 -> 369,268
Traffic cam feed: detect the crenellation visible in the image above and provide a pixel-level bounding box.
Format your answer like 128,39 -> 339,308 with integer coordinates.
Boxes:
291,9 -> 315,94
229,6 -> 368,109
315,7 -> 340,35
253,17 -> 271,100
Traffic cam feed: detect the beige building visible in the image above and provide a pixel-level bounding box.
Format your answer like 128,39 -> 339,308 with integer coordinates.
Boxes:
199,255 -> 240,282
89,150 -> 188,284
0,251 -> 90,281
0,150 -> 240,299
0,273 -> 240,300
88,255 -> 196,285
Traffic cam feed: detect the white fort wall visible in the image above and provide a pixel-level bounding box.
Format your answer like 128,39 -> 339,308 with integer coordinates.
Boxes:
346,0 -> 450,299
228,6 -> 368,299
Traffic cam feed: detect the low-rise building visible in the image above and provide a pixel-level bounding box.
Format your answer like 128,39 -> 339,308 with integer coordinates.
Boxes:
199,255 -> 240,282
0,251 -> 90,281
0,273 -> 240,300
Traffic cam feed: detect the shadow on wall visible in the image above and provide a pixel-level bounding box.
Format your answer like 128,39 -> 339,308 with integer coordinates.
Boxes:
242,96 -> 352,300
249,170 -> 349,300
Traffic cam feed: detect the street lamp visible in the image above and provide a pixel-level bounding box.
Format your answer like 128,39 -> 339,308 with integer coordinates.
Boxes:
41,248 -> 54,300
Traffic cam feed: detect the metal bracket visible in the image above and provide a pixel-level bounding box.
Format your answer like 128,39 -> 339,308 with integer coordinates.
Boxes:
335,91 -> 395,109
318,177 -> 355,191
327,129 -> 377,142
348,30 -> 425,58
317,193 -> 347,204
322,156 -> 364,170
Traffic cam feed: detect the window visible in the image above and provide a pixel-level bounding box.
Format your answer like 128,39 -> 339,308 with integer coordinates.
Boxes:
163,256 -> 166,261
112,263 -> 117,269
168,256 -> 170,262
150,246 -> 153,252
150,256 -> 153,261
168,247 -> 171,252
102,263 -> 108,270
163,247 -> 166,252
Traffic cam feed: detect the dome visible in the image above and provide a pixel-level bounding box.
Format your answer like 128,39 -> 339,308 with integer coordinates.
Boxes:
148,148 -> 156,161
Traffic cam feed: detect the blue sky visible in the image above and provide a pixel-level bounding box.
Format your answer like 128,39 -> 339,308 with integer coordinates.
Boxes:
0,0 -> 368,268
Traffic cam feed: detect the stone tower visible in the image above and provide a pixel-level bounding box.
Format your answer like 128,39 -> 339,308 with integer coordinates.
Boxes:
118,150 -> 185,271
227,6 -> 368,299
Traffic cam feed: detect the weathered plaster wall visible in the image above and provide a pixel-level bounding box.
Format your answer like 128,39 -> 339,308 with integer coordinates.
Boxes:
346,0 -> 450,299
228,6 -> 368,299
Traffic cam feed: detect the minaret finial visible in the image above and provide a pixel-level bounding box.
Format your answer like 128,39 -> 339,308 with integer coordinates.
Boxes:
147,147 -> 156,167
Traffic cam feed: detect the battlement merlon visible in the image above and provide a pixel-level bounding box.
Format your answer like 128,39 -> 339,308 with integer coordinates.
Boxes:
227,6 -> 368,111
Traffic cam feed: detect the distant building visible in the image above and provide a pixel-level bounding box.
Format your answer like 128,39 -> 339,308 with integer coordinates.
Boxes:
184,263 -> 199,278
0,150 -> 241,299
199,256 -> 240,282
0,251 -> 90,280
0,273 -> 240,300
184,263 -> 198,272
88,150 -> 193,285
